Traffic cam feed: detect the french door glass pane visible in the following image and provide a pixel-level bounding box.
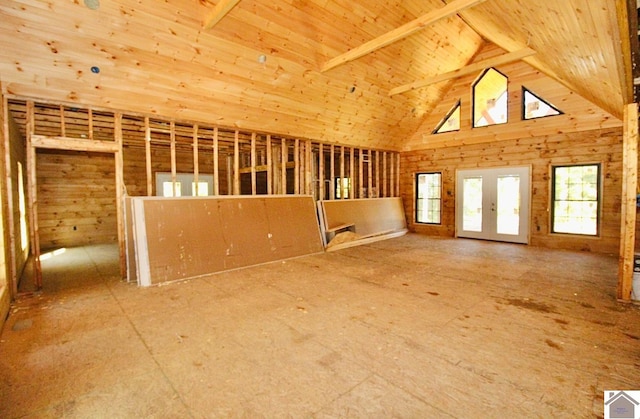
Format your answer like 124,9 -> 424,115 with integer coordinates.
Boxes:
497,175 -> 520,235
462,177 -> 483,232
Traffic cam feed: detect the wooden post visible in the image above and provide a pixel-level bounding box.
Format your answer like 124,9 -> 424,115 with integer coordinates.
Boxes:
114,112 -> 126,278
266,135 -> 272,195
383,151 -> 388,197
330,144 -> 335,199
375,150 -> 380,197
233,130 -> 240,195
59,105 -> 66,137
318,143 -> 324,200
294,139 -> 300,194
25,101 -> 42,289
281,138 -> 287,194
193,124 -> 199,196
213,127 -> 219,195
88,108 -> 94,140
144,117 -> 153,196
618,103 -> 639,301
340,146 -> 345,199
251,132 -> 257,195
349,147 -> 355,199
170,121 -> 177,196
396,152 -> 400,197
367,148 -> 373,198
305,139 -> 312,195
0,91 -> 17,298
390,153 -> 395,197
226,155 -> 233,195
358,148 -> 364,198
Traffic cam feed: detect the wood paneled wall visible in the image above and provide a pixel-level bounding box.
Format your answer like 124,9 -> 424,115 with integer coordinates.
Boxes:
400,43 -> 625,255
401,127 -> 623,254
403,44 -> 622,152
36,150 -> 117,250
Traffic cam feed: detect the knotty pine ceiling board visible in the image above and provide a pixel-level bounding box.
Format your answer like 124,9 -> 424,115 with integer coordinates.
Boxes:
455,0 -> 626,119
0,0 -> 627,151
0,0 -> 484,150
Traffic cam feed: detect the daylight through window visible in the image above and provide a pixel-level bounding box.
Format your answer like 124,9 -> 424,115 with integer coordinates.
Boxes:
522,87 -> 562,120
433,100 -> 460,134
551,164 -> 600,235
473,68 -> 508,128
416,173 -> 442,224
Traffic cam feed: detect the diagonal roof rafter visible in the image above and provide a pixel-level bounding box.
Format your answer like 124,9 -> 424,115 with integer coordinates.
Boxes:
389,47 -> 537,96
203,0 -> 242,30
320,0 -> 487,72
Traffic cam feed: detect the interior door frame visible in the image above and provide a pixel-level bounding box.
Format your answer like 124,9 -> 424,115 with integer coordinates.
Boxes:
24,101 -> 125,289
455,165 -> 532,244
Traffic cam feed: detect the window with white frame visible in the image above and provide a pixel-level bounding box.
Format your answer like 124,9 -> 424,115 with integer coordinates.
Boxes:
155,173 -> 214,197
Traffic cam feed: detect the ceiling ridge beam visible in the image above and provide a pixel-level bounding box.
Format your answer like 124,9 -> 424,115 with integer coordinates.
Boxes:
321,0 -> 487,73
203,0 -> 242,30
389,47 -> 537,96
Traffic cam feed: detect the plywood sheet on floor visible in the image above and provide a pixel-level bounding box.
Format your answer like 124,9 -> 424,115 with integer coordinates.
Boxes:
131,195 -> 323,286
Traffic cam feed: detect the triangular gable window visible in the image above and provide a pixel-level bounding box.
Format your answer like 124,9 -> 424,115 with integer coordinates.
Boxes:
522,87 -> 563,120
433,100 -> 460,134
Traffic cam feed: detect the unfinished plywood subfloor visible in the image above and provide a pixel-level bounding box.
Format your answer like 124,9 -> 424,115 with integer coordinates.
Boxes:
1,235 -> 639,417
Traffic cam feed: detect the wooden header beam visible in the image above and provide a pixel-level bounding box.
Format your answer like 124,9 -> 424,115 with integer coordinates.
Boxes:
321,0 -> 487,72
203,0 -> 242,30
31,135 -> 120,153
389,47 -> 537,96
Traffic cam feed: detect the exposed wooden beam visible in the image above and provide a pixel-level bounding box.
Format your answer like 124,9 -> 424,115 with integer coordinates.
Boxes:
25,101 -> 42,289
114,112 -> 126,279
213,127 -> 219,195
613,0 -> 634,104
266,134 -> 272,195
0,89 -> 17,298
31,135 -> 120,153
389,47 -> 536,96
617,102 -> 638,301
144,117 -> 152,196
321,0 -> 487,72
203,0 -> 242,30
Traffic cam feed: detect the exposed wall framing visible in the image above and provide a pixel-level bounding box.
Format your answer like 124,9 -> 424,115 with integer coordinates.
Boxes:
6,97 -> 399,288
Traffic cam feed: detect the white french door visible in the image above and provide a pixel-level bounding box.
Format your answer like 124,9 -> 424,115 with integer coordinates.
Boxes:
456,166 -> 531,244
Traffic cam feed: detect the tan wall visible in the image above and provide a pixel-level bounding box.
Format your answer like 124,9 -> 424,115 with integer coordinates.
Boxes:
401,127 -> 623,254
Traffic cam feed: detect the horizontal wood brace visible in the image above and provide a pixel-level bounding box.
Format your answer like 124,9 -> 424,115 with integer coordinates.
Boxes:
31,135 -> 120,153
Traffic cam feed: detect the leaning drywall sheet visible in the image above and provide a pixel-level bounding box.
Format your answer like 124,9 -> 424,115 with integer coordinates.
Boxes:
318,197 -> 407,250
132,195 -> 323,286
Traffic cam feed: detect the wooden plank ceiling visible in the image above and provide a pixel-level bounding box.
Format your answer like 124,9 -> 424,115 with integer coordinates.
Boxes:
0,0 -> 630,150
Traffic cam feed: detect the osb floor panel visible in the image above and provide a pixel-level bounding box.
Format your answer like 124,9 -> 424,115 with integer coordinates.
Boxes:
1,234 -> 639,418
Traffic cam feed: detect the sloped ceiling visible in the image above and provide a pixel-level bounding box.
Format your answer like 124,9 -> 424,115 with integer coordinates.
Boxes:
0,0 -> 630,150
